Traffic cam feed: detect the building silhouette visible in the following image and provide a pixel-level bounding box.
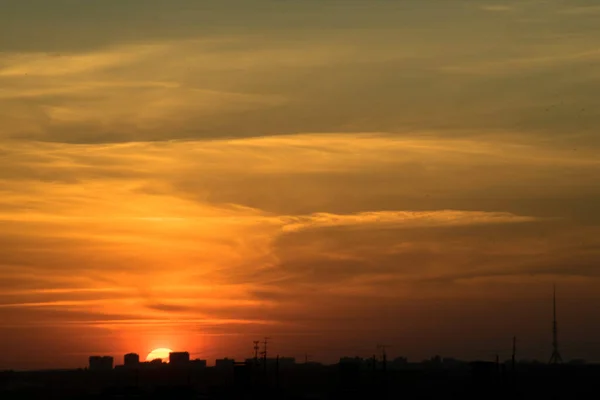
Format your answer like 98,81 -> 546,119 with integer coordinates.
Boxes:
89,356 -> 113,371
390,356 -> 408,370
148,358 -> 164,367
169,352 -> 190,367
190,359 -> 207,368
276,357 -> 296,369
215,358 -> 235,370
123,353 -> 140,368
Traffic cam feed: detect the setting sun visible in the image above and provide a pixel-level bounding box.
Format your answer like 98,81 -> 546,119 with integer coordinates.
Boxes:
146,348 -> 173,362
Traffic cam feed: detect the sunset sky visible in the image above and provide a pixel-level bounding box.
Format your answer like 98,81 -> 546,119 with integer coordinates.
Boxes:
1,0 -> 600,370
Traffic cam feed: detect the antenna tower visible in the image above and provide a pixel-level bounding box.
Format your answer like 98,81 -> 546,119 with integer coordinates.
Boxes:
260,337 -> 271,374
548,285 -> 563,364
377,344 -> 391,371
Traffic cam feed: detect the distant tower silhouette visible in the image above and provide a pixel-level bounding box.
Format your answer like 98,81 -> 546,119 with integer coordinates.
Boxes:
548,285 -> 563,364
377,344 -> 391,372
260,337 -> 270,375
253,341 -> 260,365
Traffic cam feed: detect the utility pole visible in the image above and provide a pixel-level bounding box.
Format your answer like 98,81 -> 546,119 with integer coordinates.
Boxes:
304,353 -> 311,364
377,344 -> 391,397
253,341 -> 260,366
260,337 -> 271,375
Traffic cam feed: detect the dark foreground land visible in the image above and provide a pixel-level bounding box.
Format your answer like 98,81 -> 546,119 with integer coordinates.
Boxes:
1,362 -> 599,399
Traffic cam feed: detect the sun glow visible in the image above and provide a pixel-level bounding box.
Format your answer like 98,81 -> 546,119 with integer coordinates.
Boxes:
146,348 -> 173,362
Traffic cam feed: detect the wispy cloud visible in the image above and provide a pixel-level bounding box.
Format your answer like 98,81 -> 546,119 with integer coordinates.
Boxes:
0,287 -> 126,296
479,5 -> 514,12
281,210 -> 539,232
4,129 -> 574,340
437,49 -> 600,75
557,5 -> 600,15
0,44 -> 163,77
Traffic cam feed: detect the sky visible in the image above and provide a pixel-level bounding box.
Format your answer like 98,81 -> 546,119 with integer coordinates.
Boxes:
1,0 -> 600,370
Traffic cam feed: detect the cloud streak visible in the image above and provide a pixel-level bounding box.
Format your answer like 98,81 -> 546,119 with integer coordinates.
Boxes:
2,6 -> 600,144
479,5 -> 514,12
558,5 -> 600,15
281,211 -> 539,232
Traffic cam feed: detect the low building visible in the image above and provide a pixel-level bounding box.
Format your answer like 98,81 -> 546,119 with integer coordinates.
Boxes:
169,351 -> 190,367
190,359 -> 207,368
470,361 -> 499,384
124,353 -> 140,368
89,356 -> 113,371
277,357 -> 296,369
215,358 -> 235,370
144,359 -> 164,368
391,356 -> 408,369
233,362 -> 251,388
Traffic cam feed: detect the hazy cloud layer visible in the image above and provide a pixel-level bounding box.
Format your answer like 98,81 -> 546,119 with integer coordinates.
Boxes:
1,0 -> 599,144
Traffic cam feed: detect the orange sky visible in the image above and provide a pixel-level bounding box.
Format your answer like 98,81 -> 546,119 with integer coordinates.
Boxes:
1,0 -> 600,370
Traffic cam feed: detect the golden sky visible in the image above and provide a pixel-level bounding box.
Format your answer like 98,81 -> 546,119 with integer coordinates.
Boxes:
1,0 -> 600,369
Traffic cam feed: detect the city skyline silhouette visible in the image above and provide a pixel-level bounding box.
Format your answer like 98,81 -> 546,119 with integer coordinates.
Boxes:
1,3 -> 600,398
3,285 -> 595,372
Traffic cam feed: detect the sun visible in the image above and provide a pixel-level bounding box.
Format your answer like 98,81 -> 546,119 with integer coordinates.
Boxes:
146,348 -> 173,362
